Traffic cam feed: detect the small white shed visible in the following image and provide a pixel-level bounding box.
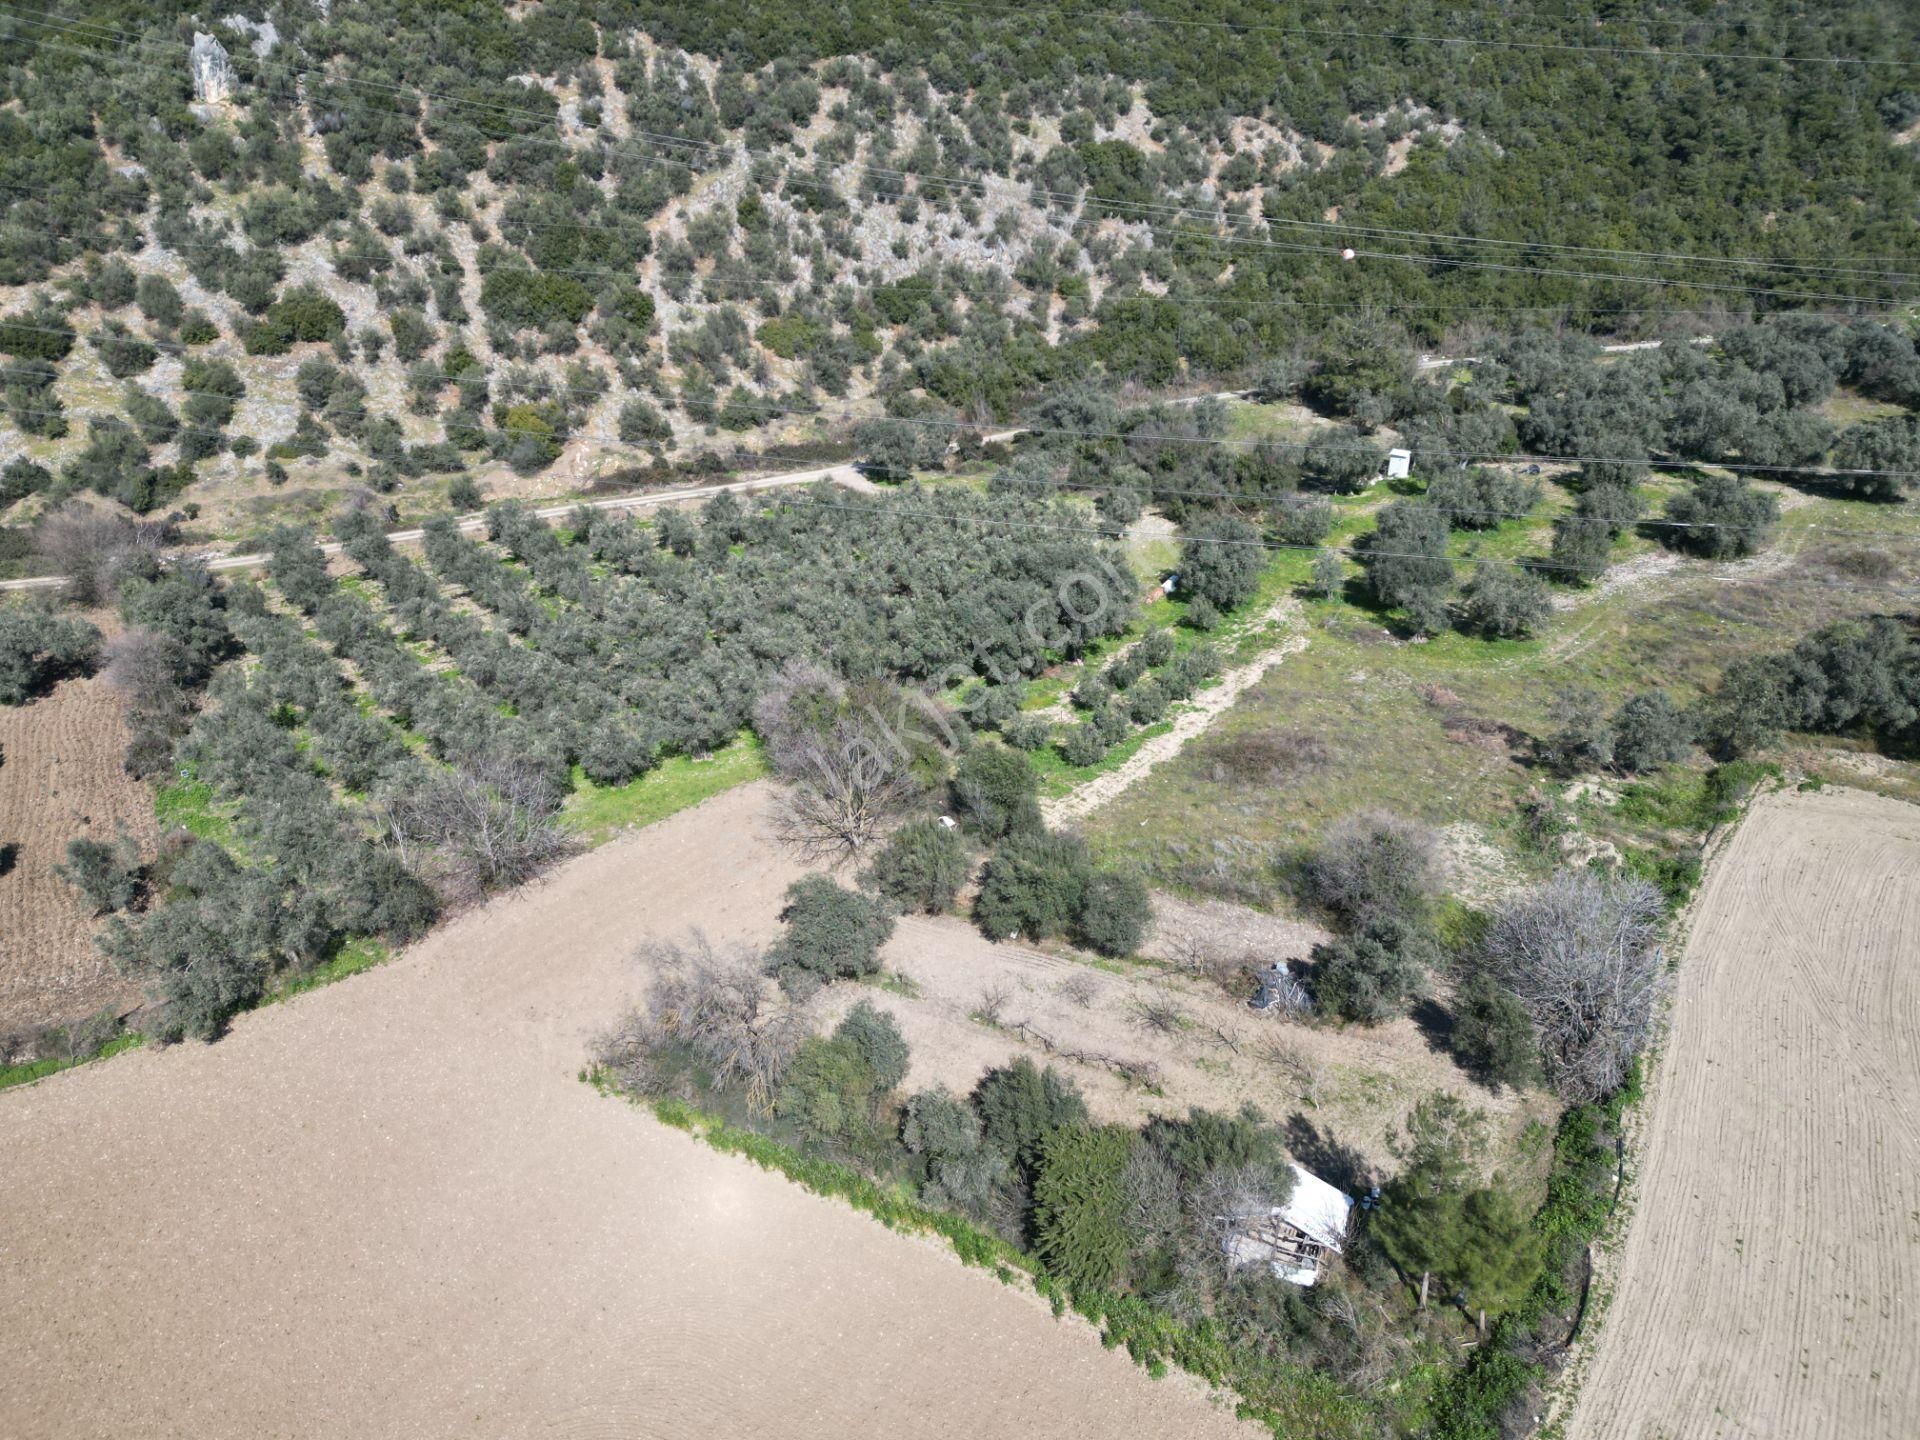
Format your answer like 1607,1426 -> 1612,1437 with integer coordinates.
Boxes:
1220,1163 -> 1356,1287
1385,448 -> 1413,480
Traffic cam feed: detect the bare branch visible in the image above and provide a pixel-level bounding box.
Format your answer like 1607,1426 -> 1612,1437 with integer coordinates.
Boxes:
1484,871 -> 1667,1102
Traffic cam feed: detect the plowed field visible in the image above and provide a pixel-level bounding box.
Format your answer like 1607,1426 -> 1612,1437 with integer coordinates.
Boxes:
0,782 -> 1256,1440
1567,786 -> 1920,1439
0,669 -> 151,1031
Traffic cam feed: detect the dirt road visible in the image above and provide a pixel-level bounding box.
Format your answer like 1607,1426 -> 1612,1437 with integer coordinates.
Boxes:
0,781 -> 1254,1440
0,467 -> 875,593
1045,596 -> 1307,827
1565,786 -> 1920,1439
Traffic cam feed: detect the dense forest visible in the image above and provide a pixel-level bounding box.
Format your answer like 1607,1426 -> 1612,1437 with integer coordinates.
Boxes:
2,1 -> 1918,531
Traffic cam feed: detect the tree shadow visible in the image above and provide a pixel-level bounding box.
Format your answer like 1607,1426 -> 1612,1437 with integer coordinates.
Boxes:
1409,996 -> 1456,1058
0,842 -> 17,879
1284,1112 -> 1375,1194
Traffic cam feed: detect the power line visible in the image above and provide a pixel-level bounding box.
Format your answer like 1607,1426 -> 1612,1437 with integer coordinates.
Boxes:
4,10 -> 1916,301
12,341 -> 1920,487
3,183 -> 1903,331
921,0 -> 1920,69
16,376 -> 1920,544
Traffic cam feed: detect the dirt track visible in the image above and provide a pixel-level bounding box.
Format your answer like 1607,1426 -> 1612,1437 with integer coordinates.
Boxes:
1045,596 -> 1308,827
0,781 -> 1255,1440
1566,786 -> 1920,1440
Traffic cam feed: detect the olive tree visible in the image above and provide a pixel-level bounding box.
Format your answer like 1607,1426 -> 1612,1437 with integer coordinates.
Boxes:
1459,562 -> 1550,639
864,817 -> 970,913
374,754 -> 578,906
1177,512 -> 1263,611
1661,474 -> 1778,559
0,604 -> 100,704
1353,502 -> 1453,633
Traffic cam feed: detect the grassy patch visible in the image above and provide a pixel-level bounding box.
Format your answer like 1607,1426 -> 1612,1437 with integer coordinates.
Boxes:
1030,718 -> 1175,798
1084,481 -> 1916,899
0,1032 -> 143,1093
563,731 -> 768,843
153,778 -> 239,848
862,969 -> 923,999
272,935 -> 392,1004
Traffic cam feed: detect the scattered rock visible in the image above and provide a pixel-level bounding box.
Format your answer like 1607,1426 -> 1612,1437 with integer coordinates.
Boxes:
221,15 -> 279,58
190,32 -> 236,105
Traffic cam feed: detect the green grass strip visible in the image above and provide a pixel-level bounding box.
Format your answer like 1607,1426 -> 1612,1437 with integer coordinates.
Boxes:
0,1033 -> 143,1093
563,732 -> 768,844
589,1074 -> 1376,1439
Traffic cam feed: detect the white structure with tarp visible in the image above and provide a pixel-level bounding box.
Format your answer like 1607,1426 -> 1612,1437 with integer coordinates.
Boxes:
1220,1163 -> 1355,1287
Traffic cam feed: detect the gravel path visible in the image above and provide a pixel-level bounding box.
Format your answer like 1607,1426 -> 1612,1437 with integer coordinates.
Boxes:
0,781 -> 1255,1440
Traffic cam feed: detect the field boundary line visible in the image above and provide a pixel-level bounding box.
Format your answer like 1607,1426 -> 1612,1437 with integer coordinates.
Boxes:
1541,771 -> 1788,1434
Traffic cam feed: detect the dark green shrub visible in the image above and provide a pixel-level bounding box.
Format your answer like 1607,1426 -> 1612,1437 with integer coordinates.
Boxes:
1143,1104 -> 1294,1190
90,322 -> 159,378
768,875 -> 896,995
1032,1123 -> 1136,1292
865,818 -> 970,914
1074,871 -> 1151,957
1450,973 -> 1540,1090
905,1086 -> 1012,1217
974,830 -> 1093,942
480,267 -> 593,328
950,743 -> 1041,842
1310,928 -> 1426,1023
835,999 -> 911,1091
974,1057 -> 1089,1174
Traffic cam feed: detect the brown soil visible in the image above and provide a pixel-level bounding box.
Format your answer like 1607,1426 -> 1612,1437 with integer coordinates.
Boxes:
0,662 -> 151,1032
0,782 -> 1257,1440
1565,786 -> 1920,1439
816,899 -> 1542,1182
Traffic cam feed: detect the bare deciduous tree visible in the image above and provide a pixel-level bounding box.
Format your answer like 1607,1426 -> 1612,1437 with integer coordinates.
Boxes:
1192,1162 -> 1298,1283
1484,871 -> 1666,1102
756,660 -> 927,861
35,503 -> 171,605
375,755 -> 578,906
101,627 -> 187,709
599,935 -> 800,1115
1131,997 -> 1188,1034
769,713 -> 926,860
1057,971 -> 1103,1008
